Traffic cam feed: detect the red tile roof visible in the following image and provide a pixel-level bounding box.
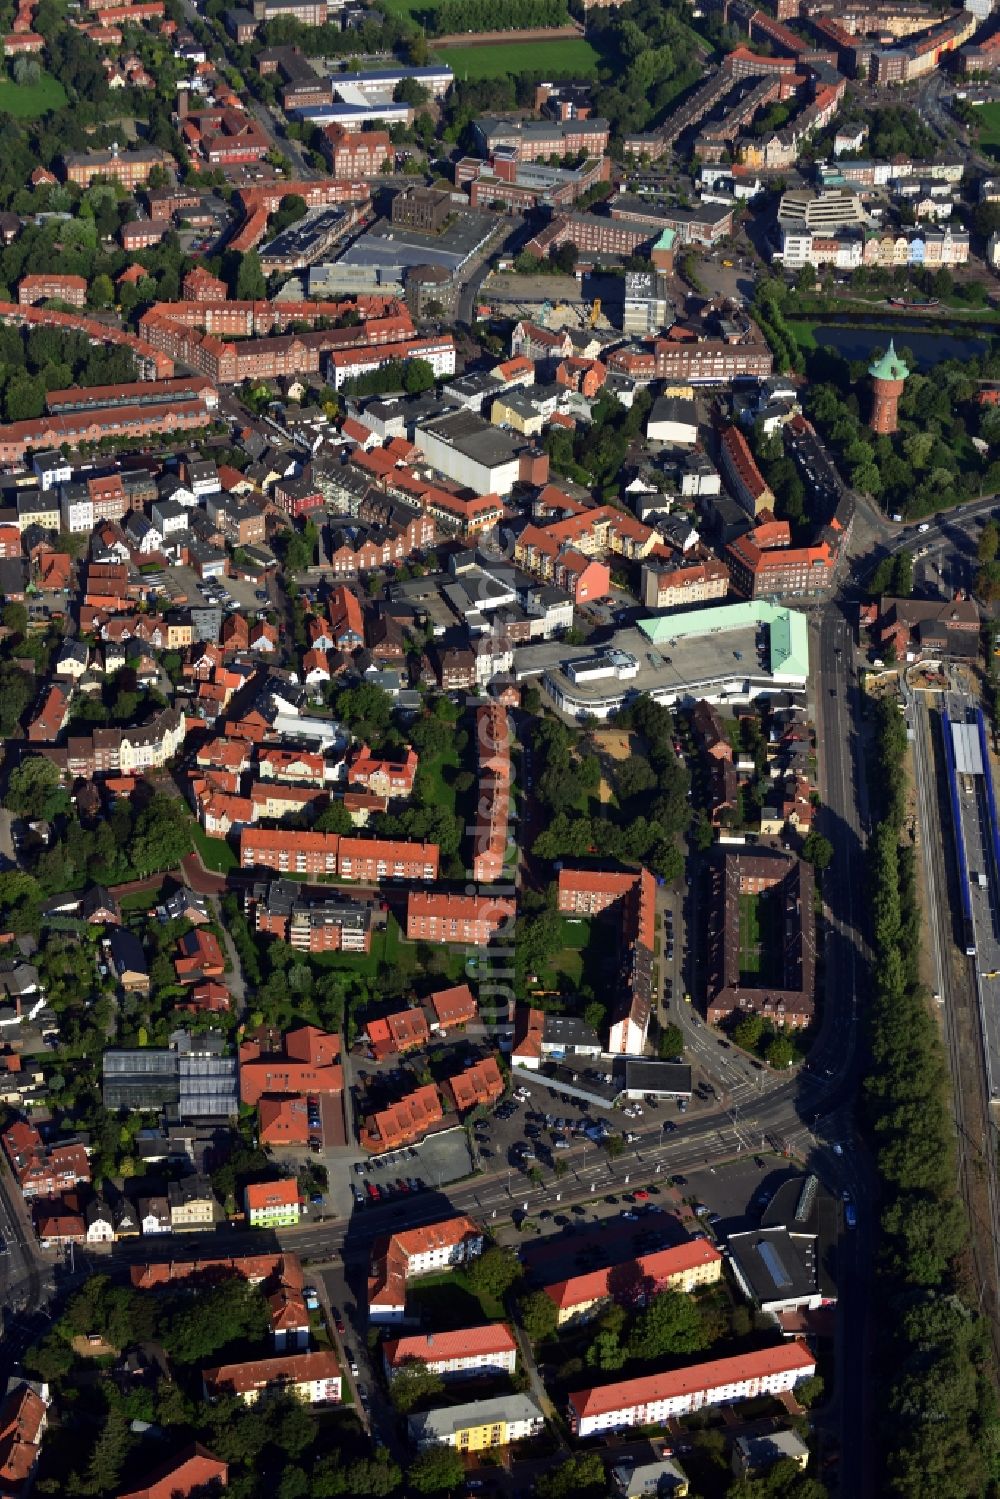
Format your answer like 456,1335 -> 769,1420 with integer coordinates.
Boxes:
118,1444 -> 228,1499
544,1241 -> 723,1312
202,1350 -> 339,1400
245,1179 -> 300,1211
383,1322 -> 517,1369
569,1340 -> 816,1420
427,983 -> 478,1029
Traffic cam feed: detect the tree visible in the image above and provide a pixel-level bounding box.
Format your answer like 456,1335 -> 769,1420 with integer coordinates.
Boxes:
466,1244 -> 520,1301
403,358 -> 436,395
794,1373 -> 824,1409
732,1013 -> 765,1053
519,1288 -> 558,1343
978,521 -> 999,564
2,602 -> 27,635
314,801 -> 352,834
407,1446 -> 465,1495
727,1458 -> 828,1498
129,794 -> 193,875
766,1031 -> 796,1069
236,249 -> 266,300
626,1290 -> 708,1361
389,1358 -> 445,1413
157,1274 -> 271,1364
801,830 -> 833,870
89,273 -> 114,309
658,1022 -> 684,1059
536,1453 -> 607,1499
5,756 -> 65,819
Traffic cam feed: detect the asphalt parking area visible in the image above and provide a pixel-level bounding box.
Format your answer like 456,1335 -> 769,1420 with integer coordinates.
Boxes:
680,1155 -> 800,1234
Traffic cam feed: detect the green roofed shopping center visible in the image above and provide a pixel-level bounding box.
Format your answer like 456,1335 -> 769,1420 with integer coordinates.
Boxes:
511,601 -> 811,722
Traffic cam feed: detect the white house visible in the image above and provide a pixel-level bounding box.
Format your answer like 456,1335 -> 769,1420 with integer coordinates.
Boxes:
60,489 -> 94,534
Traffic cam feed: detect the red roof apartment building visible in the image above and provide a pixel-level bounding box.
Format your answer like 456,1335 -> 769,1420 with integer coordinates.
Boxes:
406,891 -> 516,948
2,1120 -> 90,1199
347,744 -> 418,800
322,123 -> 392,177
383,1323 -> 518,1381
568,1340 -> 816,1436
239,828 -> 440,881
368,1216 -> 484,1323
202,1349 -> 341,1406
543,1241 -> 724,1326
361,1083 -> 443,1154
0,1383 -> 48,1497
718,425 -> 774,518
726,528 -> 835,600
18,273 -> 87,307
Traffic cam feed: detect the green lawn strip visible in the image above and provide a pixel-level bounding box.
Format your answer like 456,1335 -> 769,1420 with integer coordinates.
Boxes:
738,892 -> 761,977
119,886 -> 166,912
434,38 -> 601,79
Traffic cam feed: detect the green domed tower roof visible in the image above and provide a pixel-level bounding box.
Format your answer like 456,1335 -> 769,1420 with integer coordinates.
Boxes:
868,339 -> 909,383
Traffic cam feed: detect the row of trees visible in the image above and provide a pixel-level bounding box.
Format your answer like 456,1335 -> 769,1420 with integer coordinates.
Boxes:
865,696 -> 998,1496
425,0 -> 568,33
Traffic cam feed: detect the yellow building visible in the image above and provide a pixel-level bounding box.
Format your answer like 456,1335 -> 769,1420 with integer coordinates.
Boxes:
166,617 -> 194,648
408,1394 -> 545,1452
489,392 -> 546,437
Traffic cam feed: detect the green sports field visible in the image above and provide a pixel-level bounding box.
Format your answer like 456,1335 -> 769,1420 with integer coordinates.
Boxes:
0,72 -> 67,117
435,37 -> 601,79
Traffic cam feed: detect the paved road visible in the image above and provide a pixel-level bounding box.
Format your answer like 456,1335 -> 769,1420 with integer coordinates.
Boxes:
811,603 -> 878,1498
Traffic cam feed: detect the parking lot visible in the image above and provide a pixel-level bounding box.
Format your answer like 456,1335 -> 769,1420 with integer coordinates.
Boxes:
678,1154 -> 800,1236
349,1126 -> 475,1212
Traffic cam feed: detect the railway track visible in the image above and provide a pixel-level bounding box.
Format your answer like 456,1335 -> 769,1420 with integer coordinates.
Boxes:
912,695 -> 1000,1352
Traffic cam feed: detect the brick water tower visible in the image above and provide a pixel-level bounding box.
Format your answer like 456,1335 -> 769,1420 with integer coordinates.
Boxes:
868,339 -> 910,435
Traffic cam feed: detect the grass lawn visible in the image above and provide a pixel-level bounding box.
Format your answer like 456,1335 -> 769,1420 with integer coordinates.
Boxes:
417,743 -> 460,816
738,891 -> 785,987
536,916 -> 614,994
119,886 -> 165,912
787,320 -> 818,352
407,1267 -> 505,1326
738,893 -> 762,977
0,71 -> 67,117
976,101 -> 1000,161
434,37 -> 601,79
191,824 -> 238,873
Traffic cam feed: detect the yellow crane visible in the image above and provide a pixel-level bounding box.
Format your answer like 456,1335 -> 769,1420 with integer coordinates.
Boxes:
589,297 -> 601,327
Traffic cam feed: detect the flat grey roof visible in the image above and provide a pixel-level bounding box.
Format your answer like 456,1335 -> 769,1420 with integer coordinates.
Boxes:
419,408 -> 525,466
337,211 -> 493,276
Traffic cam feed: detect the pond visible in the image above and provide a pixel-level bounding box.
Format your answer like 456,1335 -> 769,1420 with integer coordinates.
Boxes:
808,323 -> 993,368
